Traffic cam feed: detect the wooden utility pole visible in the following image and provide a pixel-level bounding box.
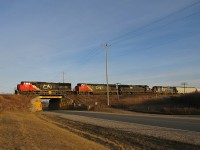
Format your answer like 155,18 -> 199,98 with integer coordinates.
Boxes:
181,82 -> 188,94
63,72 -> 65,83
105,43 -> 111,106
116,83 -> 120,101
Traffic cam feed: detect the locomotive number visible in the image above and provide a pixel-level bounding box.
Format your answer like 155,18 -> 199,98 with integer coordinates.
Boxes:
43,84 -> 52,89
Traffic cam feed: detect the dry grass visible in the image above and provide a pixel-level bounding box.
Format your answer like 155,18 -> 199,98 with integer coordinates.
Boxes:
111,93 -> 200,114
67,95 -> 109,111
0,111 -> 108,150
66,93 -> 200,114
0,94 -> 32,112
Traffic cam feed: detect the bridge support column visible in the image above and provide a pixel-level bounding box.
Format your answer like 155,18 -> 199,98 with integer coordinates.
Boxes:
30,96 -> 42,112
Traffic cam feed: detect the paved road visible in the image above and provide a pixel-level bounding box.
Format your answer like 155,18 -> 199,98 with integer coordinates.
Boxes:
54,110 -> 200,132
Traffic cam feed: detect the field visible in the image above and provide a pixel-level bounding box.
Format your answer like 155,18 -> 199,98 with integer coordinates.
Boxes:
111,93 -> 200,114
66,93 -> 200,114
1,94 -> 200,149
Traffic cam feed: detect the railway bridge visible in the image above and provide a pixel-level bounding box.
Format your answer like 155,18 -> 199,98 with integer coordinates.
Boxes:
30,95 -> 74,111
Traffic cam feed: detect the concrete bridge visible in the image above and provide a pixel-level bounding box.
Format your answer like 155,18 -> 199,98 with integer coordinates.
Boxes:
30,95 -> 74,112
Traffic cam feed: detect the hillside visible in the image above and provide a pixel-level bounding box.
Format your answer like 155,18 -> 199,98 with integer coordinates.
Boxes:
0,94 -> 31,112
111,93 -> 200,114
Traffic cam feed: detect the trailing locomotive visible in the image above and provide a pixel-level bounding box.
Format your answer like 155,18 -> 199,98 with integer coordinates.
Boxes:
152,86 -> 199,94
15,81 -> 72,96
75,83 -> 118,94
152,86 -> 177,94
118,85 -> 150,94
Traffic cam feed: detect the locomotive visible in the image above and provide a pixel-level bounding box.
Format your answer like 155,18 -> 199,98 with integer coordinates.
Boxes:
152,86 -> 199,94
75,83 -> 118,94
152,86 -> 177,94
15,81 -> 72,96
118,85 -> 150,94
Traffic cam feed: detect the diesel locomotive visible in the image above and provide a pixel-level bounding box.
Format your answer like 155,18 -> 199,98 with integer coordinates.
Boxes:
15,81 -> 72,96
152,86 -> 199,94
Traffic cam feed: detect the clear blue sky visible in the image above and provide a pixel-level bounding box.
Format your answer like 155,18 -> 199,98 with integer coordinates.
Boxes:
0,0 -> 200,93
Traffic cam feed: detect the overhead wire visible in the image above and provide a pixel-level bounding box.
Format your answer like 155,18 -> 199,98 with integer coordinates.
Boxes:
62,1 -> 200,70
108,1 -> 200,59
110,1 -> 200,45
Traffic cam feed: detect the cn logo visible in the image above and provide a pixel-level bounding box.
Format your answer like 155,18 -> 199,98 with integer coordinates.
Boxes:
43,84 -> 52,89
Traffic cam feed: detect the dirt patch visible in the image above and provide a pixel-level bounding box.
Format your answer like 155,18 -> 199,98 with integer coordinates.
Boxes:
0,111 -> 108,150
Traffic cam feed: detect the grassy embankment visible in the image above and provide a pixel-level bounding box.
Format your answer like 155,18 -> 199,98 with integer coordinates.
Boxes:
68,93 -> 200,114
111,93 -> 200,115
0,94 -> 31,112
1,93 -> 200,114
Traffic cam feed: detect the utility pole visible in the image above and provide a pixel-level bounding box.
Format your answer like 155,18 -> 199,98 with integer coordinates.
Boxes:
181,82 -> 187,94
116,83 -> 120,101
105,43 -> 111,106
63,72 -> 65,83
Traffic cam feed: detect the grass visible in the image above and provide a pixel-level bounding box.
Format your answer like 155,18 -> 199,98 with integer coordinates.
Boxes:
0,94 -> 32,112
111,93 -> 200,115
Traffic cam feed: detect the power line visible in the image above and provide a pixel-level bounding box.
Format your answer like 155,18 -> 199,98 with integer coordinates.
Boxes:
110,1 -> 200,44
61,1 -> 200,70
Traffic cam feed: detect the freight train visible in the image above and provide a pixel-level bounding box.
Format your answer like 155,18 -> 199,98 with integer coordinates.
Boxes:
15,81 -> 199,96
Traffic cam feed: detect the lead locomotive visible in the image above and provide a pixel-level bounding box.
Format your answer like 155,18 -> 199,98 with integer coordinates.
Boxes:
15,81 -> 72,96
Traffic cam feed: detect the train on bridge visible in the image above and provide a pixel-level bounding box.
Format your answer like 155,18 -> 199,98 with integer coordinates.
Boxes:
15,81 -> 200,96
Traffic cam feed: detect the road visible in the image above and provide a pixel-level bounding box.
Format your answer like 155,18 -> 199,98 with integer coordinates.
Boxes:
53,110 -> 200,132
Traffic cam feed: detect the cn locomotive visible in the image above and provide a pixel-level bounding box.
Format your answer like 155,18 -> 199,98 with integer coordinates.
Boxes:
75,83 -> 118,94
15,81 -> 72,95
152,86 -> 199,94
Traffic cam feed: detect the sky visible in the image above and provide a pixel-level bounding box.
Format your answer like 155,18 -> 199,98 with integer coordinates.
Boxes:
0,0 -> 200,93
